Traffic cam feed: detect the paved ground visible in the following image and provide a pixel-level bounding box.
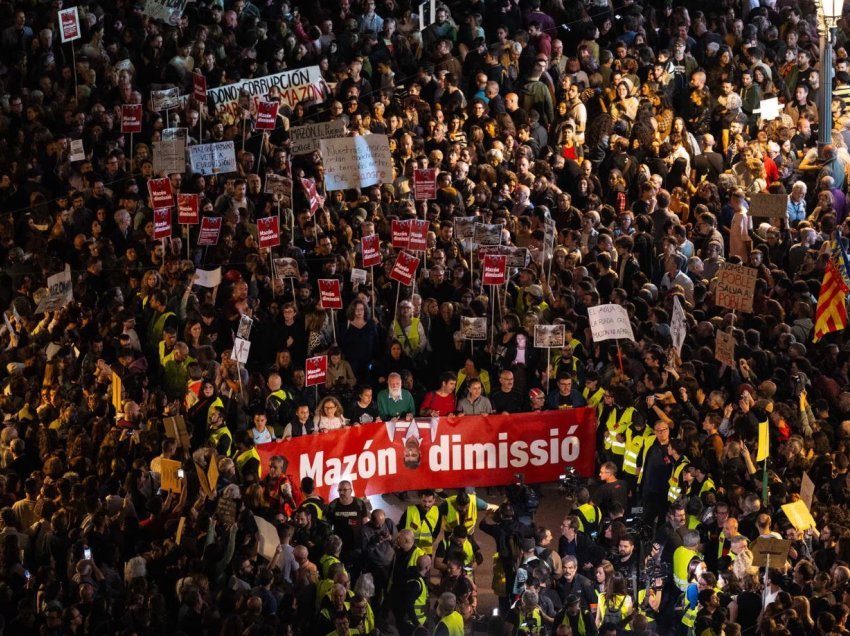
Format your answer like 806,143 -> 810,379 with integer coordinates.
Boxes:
366,482 -> 570,621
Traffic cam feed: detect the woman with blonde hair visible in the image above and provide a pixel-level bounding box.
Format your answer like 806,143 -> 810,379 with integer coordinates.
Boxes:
314,395 -> 348,432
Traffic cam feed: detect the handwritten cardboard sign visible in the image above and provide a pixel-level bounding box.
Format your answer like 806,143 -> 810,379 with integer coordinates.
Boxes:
715,263 -> 757,313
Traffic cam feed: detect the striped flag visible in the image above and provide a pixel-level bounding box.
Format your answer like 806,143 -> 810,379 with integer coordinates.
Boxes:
813,259 -> 849,342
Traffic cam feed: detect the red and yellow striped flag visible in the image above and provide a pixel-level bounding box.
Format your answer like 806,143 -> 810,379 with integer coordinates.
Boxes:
813,260 -> 849,342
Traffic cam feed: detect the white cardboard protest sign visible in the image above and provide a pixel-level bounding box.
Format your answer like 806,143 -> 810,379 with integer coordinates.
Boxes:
35,265 -> 74,314
194,267 -> 222,288
320,134 -> 393,190
715,263 -> 757,313
188,141 -> 237,175
143,0 -> 188,26
290,119 -> 346,155
588,304 -> 635,342
671,295 -> 687,355
232,337 -> 251,364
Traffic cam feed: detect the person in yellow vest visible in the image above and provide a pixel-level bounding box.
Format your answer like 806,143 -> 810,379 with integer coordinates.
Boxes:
689,460 -> 716,499
158,325 -> 179,367
326,610 -> 357,636
316,564 -> 351,618
348,593 -> 377,635
320,535 -> 345,580
439,491 -> 495,561
667,439 -> 690,504
624,577 -> 663,631
399,554 -> 431,633
145,290 -> 177,362
392,299 -> 427,359
595,572 -> 634,630
265,373 -> 293,438
672,530 -> 703,592
399,489 -> 442,555
554,594 -> 597,636
207,406 -> 233,457
507,589 -> 545,635
433,591 -> 465,636
434,525 -> 477,573
603,387 -> 641,472
573,488 -> 603,538
389,529 -> 425,597
555,342 -> 583,381
581,371 -> 606,409
622,416 -> 654,499
233,433 -> 262,483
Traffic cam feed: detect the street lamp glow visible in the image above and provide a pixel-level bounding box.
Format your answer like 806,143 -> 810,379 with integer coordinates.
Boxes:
820,0 -> 845,25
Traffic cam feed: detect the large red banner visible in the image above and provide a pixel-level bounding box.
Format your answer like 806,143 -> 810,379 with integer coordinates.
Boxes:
257,409 -> 596,500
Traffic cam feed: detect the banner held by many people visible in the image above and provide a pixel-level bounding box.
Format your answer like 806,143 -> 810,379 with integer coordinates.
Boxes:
257,409 -> 597,500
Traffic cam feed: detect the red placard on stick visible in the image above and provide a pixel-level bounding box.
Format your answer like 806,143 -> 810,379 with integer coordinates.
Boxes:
148,178 -> 173,208
301,178 -> 322,216
391,219 -> 410,249
121,104 -> 142,134
257,216 -> 281,249
256,101 -> 279,130
482,254 -> 508,286
153,208 -> 172,240
318,279 -> 343,309
361,234 -> 381,268
389,251 -> 421,286
306,355 -> 327,386
177,193 -> 199,225
197,217 -> 222,246
59,7 -> 81,43
193,72 -> 207,103
407,220 -> 429,252
413,168 -> 437,200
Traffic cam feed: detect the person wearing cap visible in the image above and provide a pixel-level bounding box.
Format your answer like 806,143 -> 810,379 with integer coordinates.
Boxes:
528,387 -> 547,411
554,593 -> 598,636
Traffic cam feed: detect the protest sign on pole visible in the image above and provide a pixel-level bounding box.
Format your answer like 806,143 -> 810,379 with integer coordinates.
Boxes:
453,216 -> 476,241
391,219 -> 411,249
121,104 -> 143,133
147,178 -> 174,208
257,409 -> 597,499
671,295 -> 687,355
255,101 -> 279,130
177,194 -> 200,225
273,258 -> 300,282
361,235 -> 382,268
389,251 -> 420,286
265,174 -> 292,208
197,217 -> 222,246
59,7 -> 81,42
188,141 -> 237,175
257,216 -> 281,249
474,223 -> 502,246
461,316 -> 488,340
306,356 -> 328,386
151,87 -> 180,111
318,279 -> 343,310
320,134 -> 393,190
715,263 -> 758,313
715,330 -> 736,366
69,140 -> 86,162
232,337 -> 251,364
351,268 -> 368,286
289,119 -> 347,155
587,304 -> 636,342
407,220 -> 429,252
193,72 -> 207,103
478,245 -> 531,269
534,324 -> 566,348
153,138 -> 186,176
153,208 -> 173,240
300,178 -> 322,216
482,254 -> 508,286
413,168 -> 437,200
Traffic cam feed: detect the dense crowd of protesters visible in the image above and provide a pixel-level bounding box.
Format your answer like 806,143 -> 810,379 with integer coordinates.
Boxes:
6,0 -> 850,634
